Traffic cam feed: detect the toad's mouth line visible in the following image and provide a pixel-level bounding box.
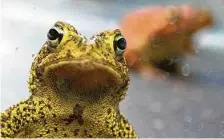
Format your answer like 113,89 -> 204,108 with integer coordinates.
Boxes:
43,59 -> 126,89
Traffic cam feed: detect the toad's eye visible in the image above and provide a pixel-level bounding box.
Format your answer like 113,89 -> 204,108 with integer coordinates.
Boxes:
47,26 -> 63,48
113,34 -> 126,56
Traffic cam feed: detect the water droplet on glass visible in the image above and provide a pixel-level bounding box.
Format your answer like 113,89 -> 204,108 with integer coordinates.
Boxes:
183,121 -> 190,131
198,122 -> 204,131
220,130 -> 224,137
194,47 -> 200,54
147,95 -> 151,101
206,69 -> 212,77
184,116 -> 192,123
15,47 -> 19,51
183,116 -> 192,131
167,56 -> 176,65
153,119 -> 165,130
217,92 -> 224,99
181,64 -> 191,76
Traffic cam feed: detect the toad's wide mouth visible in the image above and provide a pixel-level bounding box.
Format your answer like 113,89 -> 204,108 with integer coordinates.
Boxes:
43,59 -> 125,91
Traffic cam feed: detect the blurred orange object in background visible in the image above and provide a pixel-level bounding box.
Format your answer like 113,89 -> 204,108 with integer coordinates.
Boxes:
120,4 -> 214,80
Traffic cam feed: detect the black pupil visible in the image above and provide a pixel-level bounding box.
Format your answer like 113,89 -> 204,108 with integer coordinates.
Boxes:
47,28 -> 59,40
117,38 -> 126,50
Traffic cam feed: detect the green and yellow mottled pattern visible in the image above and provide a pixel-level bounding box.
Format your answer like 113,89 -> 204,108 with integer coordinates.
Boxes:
0,21 -> 137,138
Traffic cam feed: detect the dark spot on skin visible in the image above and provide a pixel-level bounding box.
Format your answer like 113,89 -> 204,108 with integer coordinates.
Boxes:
95,43 -> 100,48
7,124 -> 11,129
39,112 -> 45,119
53,127 -> 58,132
119,81 -> 128,89
106,121 -> 110,125
107,108 -> 112,114
24,113 -> 29,117
77,39 -> 83,47
32,117 -> 38,123
126,126 -> 130,130
27,107 -> 32,112
131,131 -> 135,136
62,104 -> 84,125
88,135 -> 93,137
104,52 -> 109,57
21,123 -> 25,127
46,129 -> 50,134
40,118 -> 47,125
32,108 -> 36,112
107,47 -> 112,53
66,50 -> 72,58
52,114 -> 57,118
77,118 -> 84,125
123,119 -> 128,124
111,126 -> 116,131
71,28 -> 78,34
118,132 -> 122,137
62,114 -> 75,125
73,104 -> 84,125
1,133 -> 6,137
25,119 -> 30,123
73,129 -> 79,136
46,104 -> 52,110
37,134 -> 43,137
6,114 -> 11,119
14,125 -> 19,129
16,112 -> 20,116
16,108 -> 20,113
7,113 -> 11,117
35,68 -> 43,77
80,46 -> 86,52
47,97 -> 51,101
98,130 -> 103,135
39,100 -> 44,104
37,56 -> 42,64
1,123 -> 5,128
12,117 -> 17,123
86,52 -> 91,56
63,133 -> 67,137
27,100 -> 33,105
83,129 -> 88,135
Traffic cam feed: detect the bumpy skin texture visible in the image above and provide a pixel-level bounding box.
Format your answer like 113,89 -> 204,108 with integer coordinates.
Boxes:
0,21 -> 137,138
120,4 -> 213,79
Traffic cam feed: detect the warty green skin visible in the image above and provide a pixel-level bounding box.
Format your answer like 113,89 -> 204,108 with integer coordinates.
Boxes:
0,21 -> 137,138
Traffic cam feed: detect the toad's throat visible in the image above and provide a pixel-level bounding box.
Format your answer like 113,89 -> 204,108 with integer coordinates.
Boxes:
44,59 -> 123,90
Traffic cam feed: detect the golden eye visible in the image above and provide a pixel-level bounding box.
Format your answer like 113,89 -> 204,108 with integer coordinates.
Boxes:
113,34 -> 126,56
47,26 -> 63,48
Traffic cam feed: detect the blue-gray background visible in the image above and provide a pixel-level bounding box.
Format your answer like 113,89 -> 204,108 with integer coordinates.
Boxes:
1,0 -> 224,137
